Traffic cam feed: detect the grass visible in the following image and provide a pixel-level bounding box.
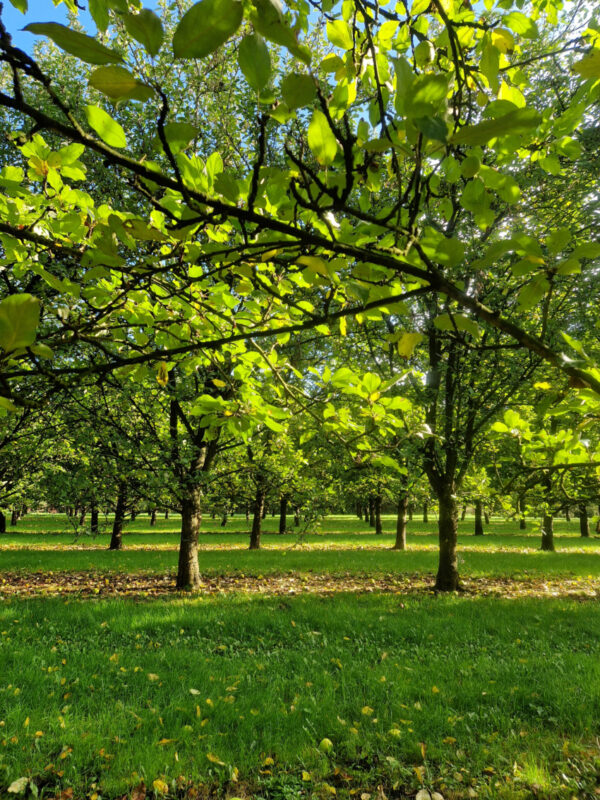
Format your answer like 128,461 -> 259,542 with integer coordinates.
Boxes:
0,513 -> 599,799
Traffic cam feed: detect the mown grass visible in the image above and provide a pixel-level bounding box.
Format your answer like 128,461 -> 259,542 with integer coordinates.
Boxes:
1,514 -> 599,799
1,594 -> 599,800
1,513 -> 599,580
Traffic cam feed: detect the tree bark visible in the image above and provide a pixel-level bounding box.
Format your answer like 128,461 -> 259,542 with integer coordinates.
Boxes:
164,509 -> 169,520
363,505 -> 369,523
294,508 -> 300,526
484,509 -> 490,525
177,486 -> 202,589
408,503 -> 413,522
90,503 -> 99,536
150,508 -> 157,526
393,495 -> 408,550
130,509 -> 137,521
245,505 -> 250,522
250,486 -> 265,550
109,482 -> 127,551
375,494 -> 383,535
541,513 -> 555,551
461,504 -> 467,521
79,507 -> 86,526
279,495 -> 288,534
220,512 -> 227,527
368,497 -> 375,527
474,499 -> 484,536
579,505 -> 589,538
565,507 -> 571,522
0,511 -> 6,533
10,508 -> 18,526
423,501 -> 428,524
435,491 -> 460,591
356,503 -> 362,520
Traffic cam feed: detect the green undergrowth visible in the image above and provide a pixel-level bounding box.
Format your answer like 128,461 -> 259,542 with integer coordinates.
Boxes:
0,595 -> 599,799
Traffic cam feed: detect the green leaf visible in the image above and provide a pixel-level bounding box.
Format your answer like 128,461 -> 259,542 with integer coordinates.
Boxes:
0,396 -> 17,412
307,110 -> 337,165
89,66 -> 154,102
517,277 -> 549,310
252,0 -> 311,66
24,23 -> 123,65
123,9 -> 164,57
504,12 -> 539,40
172,0 -> 243,59
160,122 -> 198,153
9,0 -> 27,12
414,115 -> 448,142
85,105 -> 127,148
0,294 -> 40,353
434,313 -> 480,339
30,343 -> 54,359
396,332 -> 423,358
573,50 -> 600,79
238,34 -> 271,91
451,107 -> 540,146
89,0 -> 109,31
326,20 -> 353,49
281,73 -> 316,110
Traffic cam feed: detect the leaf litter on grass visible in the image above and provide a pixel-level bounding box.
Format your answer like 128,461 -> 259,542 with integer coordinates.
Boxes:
0,570 -> 598,599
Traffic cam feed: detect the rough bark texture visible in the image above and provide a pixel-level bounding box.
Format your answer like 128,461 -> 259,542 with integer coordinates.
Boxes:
579,505 -> 589,538
90,504 -> 99,536
435,492 -> 460,591
474,499 -> 484,536
250,486 -> 265,550
109,483 -> 127,551
375,494 -> 383,535
393,495 -> 408,550
177,486 -> 202,589
541,513 -> 555,551
279,495 -> 288,534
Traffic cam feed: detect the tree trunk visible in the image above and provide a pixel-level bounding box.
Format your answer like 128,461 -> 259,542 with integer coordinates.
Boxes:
130,509 -> 137,521
109,482 -> 127,551
10,508 -> 18,526
484,509 -> 490,525
0,511 -> 6,534
393,495 -> 408,550
368,497 -> 375,527
150,508 -> 157,526
245,505 -> 250,522
363,505 -> 369,523
79,507 -> 86,526
579,505 -> 589,538
279,495 -> 288,534
408,503 -> 413,522
261,503 -> 267,520
423,501 -> 428,524
356,503 -> 362,520
294,508 -> 300,527
164,510 -> 169,519
461,504 -> 467,521
541,513 -> 555,552
220,512 -> 227,527
565,507 -> 571,522
474,499 -> 484,536
435,491 -> 460,591
90,503 -> 99,536
375,494 -> 383,535
177,486 -> 202,589
250,487 -> 265,550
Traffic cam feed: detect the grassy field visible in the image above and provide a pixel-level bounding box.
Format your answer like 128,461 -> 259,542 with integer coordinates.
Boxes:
1,513 -> 599,799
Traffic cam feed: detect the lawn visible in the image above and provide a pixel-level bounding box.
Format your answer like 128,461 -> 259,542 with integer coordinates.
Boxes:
0,514 -> 599,799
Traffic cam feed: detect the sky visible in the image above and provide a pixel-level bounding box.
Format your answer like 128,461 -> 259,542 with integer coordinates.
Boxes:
1,1 -> 158,52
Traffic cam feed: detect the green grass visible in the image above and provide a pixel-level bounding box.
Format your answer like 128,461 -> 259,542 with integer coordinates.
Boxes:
1,513 -> 599,580
1,595 -> 599,799
1,514 -> 599,799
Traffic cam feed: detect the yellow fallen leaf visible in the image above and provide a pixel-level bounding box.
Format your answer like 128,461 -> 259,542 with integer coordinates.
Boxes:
147,673 -> 159,681
302,771 -> 312,781
157,738 -> 176,746
262,756 -> 274,766
206,752 -> 225,766
432,686 -> 440,693
152,779 -> 169,794
361,706 -> 374,716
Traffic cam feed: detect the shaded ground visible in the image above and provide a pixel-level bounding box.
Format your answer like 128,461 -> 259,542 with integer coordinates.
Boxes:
1,569 -> 598,599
